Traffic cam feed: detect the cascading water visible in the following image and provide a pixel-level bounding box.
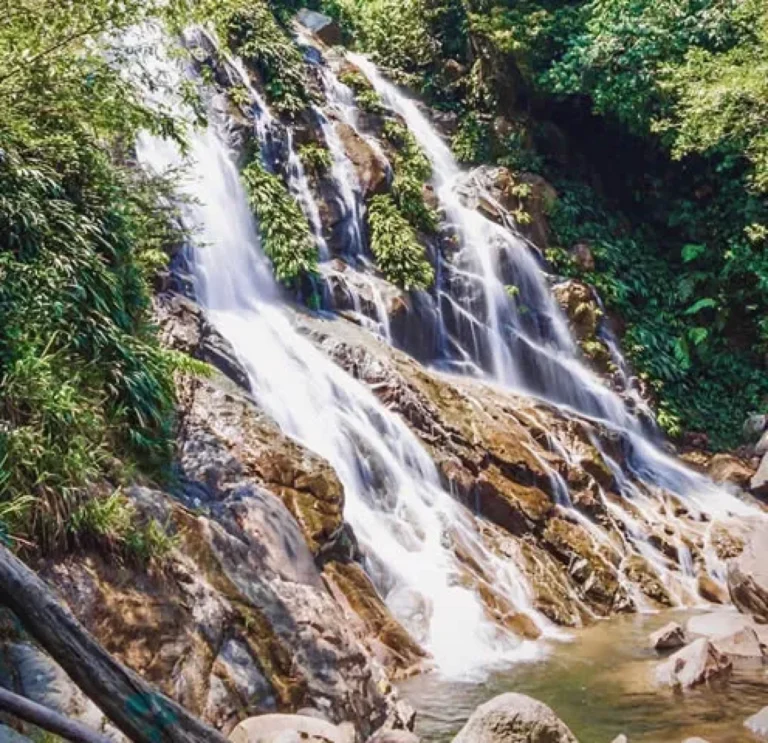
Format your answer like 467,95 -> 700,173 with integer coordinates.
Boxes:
138,90 -> 548,678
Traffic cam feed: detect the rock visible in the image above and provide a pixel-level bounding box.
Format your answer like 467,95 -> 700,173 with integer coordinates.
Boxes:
707,453 -> 755,491
649,622 -> 686,652
745,706 -> 768,739
757,430 -> 768,457
366,731 -> 420,743
744,414 -> 768,442
452,693 -> 579,743
727,523 -> 768,622
229,714 -> 353,743
610,736 -> 628,743
713,626 -> 765,659
696,573 -> 728,604
334,121 -> 389,198
751,453 -> 768,498
0,726 -> 33,742
682,739 -> 710,743
570,242 -> 595,272
295,9 -> 342,46
686,610 -> 760,640
655,638 -> 732,689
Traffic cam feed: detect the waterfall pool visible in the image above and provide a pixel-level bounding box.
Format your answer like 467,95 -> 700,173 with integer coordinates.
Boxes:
401,610 -> 768,743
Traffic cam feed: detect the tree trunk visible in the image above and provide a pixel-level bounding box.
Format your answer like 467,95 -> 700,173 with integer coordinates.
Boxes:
0,545 -> 229,743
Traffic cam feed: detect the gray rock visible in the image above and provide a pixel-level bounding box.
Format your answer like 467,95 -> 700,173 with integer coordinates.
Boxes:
743,414 -> 768,442
751,453 -> 768,498
727,524 -> 768,622
366,732 -> 420,743
649,622 -> 686,651
452,693 -> 579,743
228,713 -> 354,743
655,638 -> 732,689
746,706 -> 768,739
295,9 -> 342,46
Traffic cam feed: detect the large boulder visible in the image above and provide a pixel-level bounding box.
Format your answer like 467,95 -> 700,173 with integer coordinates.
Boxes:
727,524 -> 768,623
655,638 -> 732,689
452,693 -> 579,743
229,714 -> 353,743
712,626 -> 765,659
707,453 -> 755,491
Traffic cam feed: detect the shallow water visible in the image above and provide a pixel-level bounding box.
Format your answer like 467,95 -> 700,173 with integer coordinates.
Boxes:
401,610 -> 768,742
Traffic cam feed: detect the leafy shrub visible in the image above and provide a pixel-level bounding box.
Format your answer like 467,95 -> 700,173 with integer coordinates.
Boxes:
241,158 -> 319,286
367,194 -> 434,289
382,121 -> 439,232
298,142 -> 333,176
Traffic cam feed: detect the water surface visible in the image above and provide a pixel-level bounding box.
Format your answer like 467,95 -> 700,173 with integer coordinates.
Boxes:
401,611 -> 768,742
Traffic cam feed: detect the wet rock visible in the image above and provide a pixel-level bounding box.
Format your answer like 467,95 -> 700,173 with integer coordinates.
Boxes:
229,713 -> 353,743
745,706 -> 768,739
696,573 -> 728,605
649,622 -> 686,652
707,453 -> 755,491
296,9 -> 342,47
751,453 -> 768,498
727,523 -> 768,622
335,121 -> 389,198
452,692 -> 579,743
655,638 -> 732,689
686,610 -> 763,641
366,731 -> 420,743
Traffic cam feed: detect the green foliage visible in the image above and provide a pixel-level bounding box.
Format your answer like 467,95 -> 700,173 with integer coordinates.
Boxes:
298,143 -> 333,177
207,0 -> 312,115
0,1 -> 190,550
241,158 -> 318,286
367,195 -> 435,290
452,114 -> 493,165
382,121 -> 438,232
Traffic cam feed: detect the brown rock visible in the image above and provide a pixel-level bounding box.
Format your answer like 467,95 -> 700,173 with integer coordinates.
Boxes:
707,453 -> 755,491
697,573 -> 728,604
727,523 -> 768,622
655,638 -> 732,689
334,121 -> 389,198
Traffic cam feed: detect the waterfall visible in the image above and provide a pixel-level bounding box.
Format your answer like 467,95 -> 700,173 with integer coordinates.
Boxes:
138,103 -> 548,679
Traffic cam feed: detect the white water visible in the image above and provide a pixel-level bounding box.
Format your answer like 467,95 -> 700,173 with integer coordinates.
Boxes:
138,106 -> 547,678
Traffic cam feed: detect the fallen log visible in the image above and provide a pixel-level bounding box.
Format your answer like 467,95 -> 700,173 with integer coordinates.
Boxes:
0,545 -> 229,743
0,686 -> 111,743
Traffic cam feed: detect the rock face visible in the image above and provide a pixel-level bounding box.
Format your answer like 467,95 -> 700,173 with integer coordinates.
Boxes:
452,693 -> 579,743
655,638 -> 732,689
649,622 -> 687,652
334,121 -> 389,198
23,294 -> 416,738
727,524 -> 768,623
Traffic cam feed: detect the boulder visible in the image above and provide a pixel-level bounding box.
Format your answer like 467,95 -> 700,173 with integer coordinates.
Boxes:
610,736 -> 628,743
686,610 -> 765,642
229,714 -> 353,743
757,431 -> 768,457
366,731 -> 420,743
655,638 -> 732,689
744,414 -> 768,442
712,626 -> 765,659
745,706 -> 768,739
295,9 -> 342,46
751,453 -> 768,498
649,622 -> 686,652
452,693 -> 579,743
727,524 -> 768,622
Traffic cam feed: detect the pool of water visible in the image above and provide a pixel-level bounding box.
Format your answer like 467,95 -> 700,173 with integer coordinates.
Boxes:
400,611 -> 768,742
